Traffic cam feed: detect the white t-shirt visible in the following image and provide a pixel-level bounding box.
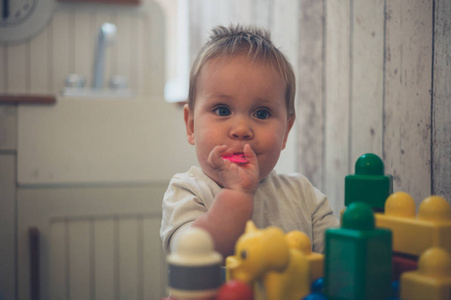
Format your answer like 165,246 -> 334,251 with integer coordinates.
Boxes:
160,166 -> 339,254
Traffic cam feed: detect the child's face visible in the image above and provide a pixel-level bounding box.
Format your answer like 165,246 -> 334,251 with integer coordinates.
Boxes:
184,54 -> 294,184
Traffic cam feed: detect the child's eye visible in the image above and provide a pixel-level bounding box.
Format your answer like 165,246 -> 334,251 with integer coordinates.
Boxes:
214,106 -> 231,116
254,109 -> 271,119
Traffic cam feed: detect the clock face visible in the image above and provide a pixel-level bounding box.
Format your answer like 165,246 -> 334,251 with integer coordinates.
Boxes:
1,0 -> 38,28
0,0 -> 55,44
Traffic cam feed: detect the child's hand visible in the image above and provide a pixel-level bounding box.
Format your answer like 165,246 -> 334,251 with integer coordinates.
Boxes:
207,144 -> 259,195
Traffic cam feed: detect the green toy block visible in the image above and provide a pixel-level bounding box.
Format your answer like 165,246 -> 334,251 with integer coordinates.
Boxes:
345,153 -> 393,211
325,202 -> 392,300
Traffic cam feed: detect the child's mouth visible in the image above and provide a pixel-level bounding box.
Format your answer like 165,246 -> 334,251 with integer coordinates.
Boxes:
221,153 -> 248,164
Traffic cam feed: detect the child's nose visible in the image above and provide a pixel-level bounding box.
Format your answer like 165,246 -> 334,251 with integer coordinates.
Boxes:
230,117 -> 253,140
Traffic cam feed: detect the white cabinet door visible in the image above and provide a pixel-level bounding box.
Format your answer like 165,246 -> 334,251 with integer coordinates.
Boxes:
17,184 -> 168,300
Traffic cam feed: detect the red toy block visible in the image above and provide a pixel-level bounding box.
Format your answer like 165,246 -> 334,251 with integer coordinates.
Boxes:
392,253 -> 418,281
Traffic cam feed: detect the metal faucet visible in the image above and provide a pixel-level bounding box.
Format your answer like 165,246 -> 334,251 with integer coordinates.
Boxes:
93,23 -> 116,89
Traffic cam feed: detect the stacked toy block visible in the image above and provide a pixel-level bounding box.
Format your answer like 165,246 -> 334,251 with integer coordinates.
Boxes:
324,202 -> 393,300
400,247 -> 451,300
375,193 -> 451,257
341,153 -> 451,299
375,191 -> 451,281
344,153 -> 392,212
162,153 -> 451,299
285,230 -> 324,284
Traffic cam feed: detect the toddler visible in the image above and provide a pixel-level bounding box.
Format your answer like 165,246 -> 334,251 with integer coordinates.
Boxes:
160,25 -> 339,258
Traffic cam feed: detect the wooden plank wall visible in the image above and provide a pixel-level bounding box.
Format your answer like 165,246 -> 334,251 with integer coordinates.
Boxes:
305,0 -> 450,212
298,1 -> 324,189
0,2 -> 164,96
188,0 -> 451,215
384,0 -> 432,207
188,0 -> 300,103
49,214 -> 163,300
323,0 -> 351,216
433,0 -> 451,200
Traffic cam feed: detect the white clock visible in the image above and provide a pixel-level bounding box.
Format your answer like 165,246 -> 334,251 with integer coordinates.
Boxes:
0,0 -> 55,44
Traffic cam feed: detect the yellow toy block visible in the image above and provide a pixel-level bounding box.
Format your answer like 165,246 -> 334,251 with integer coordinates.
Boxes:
401,247 -> 451,300
285,230 -> 324,283
375,193 -> 451,257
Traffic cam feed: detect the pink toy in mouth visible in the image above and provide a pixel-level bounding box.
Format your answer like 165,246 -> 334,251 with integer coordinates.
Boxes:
222,153 -> 248,164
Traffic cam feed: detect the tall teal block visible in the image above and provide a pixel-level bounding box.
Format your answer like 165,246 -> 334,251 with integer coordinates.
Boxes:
325,202 -> 392,300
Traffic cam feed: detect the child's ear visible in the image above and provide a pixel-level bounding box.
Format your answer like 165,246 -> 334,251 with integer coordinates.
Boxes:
282,116 -> 295,150
184,104 -> 195,145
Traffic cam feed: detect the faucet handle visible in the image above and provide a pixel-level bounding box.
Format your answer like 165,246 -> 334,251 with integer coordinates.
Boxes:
109,75 -> 129,90
65,74 -> 86,88
100,23 -> 116,45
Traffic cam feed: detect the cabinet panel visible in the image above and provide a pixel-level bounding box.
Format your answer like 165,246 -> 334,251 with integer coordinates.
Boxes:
17,96 -> 196,186
0,155 -> 16,300
17,184 -> 168,300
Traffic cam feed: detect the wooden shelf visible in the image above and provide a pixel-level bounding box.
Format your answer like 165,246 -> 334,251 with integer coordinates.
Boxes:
0,94 -> 56,104
59,0 -> 140,4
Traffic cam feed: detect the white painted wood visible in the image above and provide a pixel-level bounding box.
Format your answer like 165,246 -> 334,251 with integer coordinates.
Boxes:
324,0 -> 351,216
272,0 -> 300,75
29,24 -> 51,93
93,218 -> 116,300
143,217 -> 166,299
198,0 -> 214,44
0,155 -> 16,300
146,3 -> 164,96
215,1 -> 233,27
251,0 -> 271,29
68,220 -> 92,300
229,0 -> 253,26
6,42 -> 28,93
17,184 -> 167,300
0,46 -> 6,91
188,0 -> 205,64
118,218 -> 140,300
271,0 -> 299,175
49,215 -> 164,300
189,0 -> 208,61
131,15 -> 145,94
51,10 -> 71,93
73,10 -> 94,87
160,234 -> 168,298
0,105 -> 17,151
154,0 -> 178,83
384,0 -> 433,206
297,0 -> 324,189
116,14 -> 133,90
17,95 -> 196,185
432,0 -> 451,204
49,221 -> 67,300
350,0 -> 384,163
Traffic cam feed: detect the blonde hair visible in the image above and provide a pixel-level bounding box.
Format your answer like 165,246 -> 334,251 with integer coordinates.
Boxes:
188,25 -> 296,118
